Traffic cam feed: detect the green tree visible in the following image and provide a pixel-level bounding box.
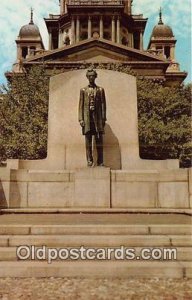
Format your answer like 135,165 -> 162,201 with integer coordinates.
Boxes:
137,79 -> 191,167
0,66 -> 49,161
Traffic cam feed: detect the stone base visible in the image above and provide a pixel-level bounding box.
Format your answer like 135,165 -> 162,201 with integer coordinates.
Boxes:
112,169 -> 190,209
0,166 -> 191,209
74,167 -> 110,207
18,157 -> 179,171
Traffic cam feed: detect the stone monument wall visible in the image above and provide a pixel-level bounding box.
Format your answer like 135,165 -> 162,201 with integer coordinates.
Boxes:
19,69 -> 178,171
46,69 -> 139,170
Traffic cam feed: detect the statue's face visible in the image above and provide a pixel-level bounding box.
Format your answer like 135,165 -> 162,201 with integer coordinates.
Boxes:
87,74 -> 96,85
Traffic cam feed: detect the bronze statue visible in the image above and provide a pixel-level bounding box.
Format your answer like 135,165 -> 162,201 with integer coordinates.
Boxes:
79,68 -> 106,167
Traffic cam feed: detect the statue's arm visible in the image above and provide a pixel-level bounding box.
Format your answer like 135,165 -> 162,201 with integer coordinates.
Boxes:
101,88 -> 107,122
79,88 -> 84,126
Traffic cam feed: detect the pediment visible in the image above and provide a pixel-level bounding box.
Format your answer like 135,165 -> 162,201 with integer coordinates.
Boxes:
86,54 -> 118,62
56,47 -> 133,62
26,38 -> 165,64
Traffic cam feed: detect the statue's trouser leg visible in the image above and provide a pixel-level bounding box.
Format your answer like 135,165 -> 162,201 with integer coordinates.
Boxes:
85,133 -> 93,163
95,134 -> 103,165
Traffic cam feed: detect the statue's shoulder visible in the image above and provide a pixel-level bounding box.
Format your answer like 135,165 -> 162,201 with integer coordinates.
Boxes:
97,86 -> 104,92
80,87 -> 87,92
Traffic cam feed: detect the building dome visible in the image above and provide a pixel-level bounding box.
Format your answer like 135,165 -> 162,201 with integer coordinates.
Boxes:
19,9 -> 40,39
19,23 -> 40,38
152,24 -> 174,38
152,9 -> 174,38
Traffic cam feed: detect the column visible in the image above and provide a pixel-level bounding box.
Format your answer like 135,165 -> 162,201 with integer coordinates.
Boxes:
17,45 -> 22,60
64,0 -> 68,13
88,16 -> 92,39
112,16 -> 115,43
128,31 -> 132,47
49,31 -> 53,50
76,16 -> 80,42
71,16 -> 75,44
170,46 -> 175,60
99,16 -> 103,39
163,46 -> 165,58
26,47 -> 30,58
140,31 -> 143,50
116,16 -> 120,43
59,29 -> 63,48
60,0 -> 64,14
131,33 -> 134,48
128,0 -> 133,15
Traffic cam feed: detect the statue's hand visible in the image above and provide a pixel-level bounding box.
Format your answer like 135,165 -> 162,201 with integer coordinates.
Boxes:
80,120 -> 85,127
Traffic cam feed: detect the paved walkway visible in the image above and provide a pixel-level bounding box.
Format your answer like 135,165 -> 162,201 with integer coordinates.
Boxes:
0,278 -> 191,300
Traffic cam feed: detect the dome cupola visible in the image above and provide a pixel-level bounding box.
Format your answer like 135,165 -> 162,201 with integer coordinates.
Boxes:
19,8 -> 41,39
148,8 -> 176,61
15,8 -> 44,62
152,8 -> 174,38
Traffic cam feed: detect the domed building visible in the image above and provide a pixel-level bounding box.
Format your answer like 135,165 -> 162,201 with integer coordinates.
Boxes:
147,8 -> 186,85
9,1 -> 186,86
15,9 -> 44,61
148,8 -> 176,60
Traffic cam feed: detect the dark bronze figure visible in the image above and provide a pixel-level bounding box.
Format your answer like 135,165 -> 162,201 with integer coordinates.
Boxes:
79,68 -> 107,167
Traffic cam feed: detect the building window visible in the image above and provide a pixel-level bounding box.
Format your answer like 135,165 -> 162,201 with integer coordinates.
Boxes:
52,37 -> 58,49
164,46 -> 171,59
80,32 -> 88,40
133,32 -> 140,49
156,46 -> 164,56
103,32 -> 111,40
22,47 -> 28,59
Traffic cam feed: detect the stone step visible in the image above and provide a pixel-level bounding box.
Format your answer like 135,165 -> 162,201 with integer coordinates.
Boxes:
0,247 -> 16,261
1,208 -> 192,214
0,213 -> 191,226
0,261 -> 191,278
0,225 -> 191,235
0,247 -> 191,262
0,235 -> 191,247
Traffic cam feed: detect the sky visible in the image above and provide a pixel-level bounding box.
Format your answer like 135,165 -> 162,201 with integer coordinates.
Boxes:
0,0 -> 191,85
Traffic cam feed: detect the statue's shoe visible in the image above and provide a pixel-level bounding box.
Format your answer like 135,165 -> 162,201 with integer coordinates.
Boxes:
87,161 -> 93,167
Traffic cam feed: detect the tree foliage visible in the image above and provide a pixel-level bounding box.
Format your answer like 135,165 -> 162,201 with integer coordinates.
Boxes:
0,64 -> 191,167
0,66 -> 49,161
137,79 -> 191,167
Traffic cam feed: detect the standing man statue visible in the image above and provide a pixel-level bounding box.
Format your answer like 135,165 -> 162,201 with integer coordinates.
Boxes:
79,68 -> 107,167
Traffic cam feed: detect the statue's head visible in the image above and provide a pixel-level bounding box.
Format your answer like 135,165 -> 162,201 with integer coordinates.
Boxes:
86,68 -> 97,84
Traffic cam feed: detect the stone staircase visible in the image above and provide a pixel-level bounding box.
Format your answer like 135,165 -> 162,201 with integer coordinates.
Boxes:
0,213 -> 191,278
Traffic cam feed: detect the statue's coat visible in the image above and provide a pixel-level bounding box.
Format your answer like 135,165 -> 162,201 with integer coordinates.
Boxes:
78,85 -> 106,135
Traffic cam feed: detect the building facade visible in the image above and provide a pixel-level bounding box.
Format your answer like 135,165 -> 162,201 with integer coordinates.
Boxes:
9,0 -> 187,85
